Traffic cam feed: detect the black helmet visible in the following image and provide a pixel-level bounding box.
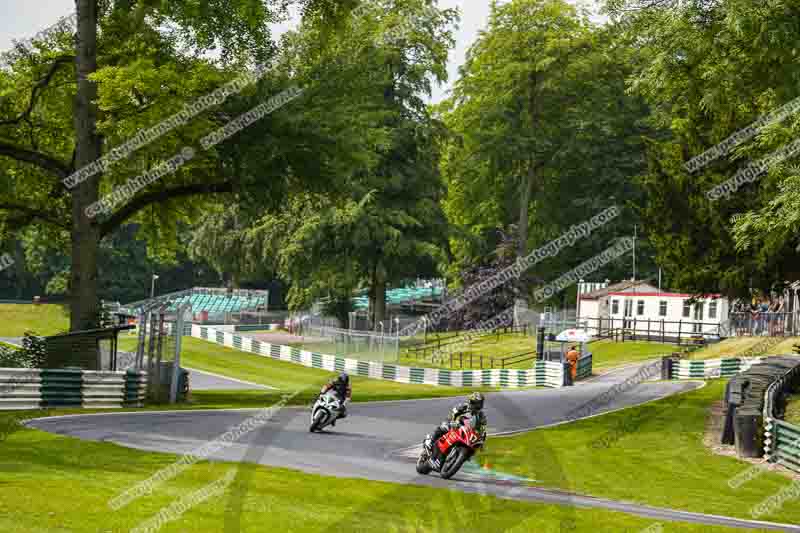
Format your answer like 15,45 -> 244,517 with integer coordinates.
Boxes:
337,372 -> 349,384
468,392 -> 484,412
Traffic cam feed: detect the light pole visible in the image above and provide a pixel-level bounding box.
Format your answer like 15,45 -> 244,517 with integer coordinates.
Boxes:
150,274 -> 159,300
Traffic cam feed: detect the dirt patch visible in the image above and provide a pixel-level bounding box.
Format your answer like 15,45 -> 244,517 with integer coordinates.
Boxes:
704,400 -> 799,480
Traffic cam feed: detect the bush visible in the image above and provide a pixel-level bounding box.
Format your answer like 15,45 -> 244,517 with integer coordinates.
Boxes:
0,344 -> 25,368
0,333 -> 46,368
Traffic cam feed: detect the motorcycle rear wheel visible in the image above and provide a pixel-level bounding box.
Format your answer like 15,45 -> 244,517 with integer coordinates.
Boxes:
440,446 -> 470,479
309,409 -> 326,432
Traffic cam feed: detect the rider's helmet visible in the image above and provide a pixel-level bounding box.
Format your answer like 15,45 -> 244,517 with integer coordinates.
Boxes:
337,372 -> 349,385
468,392 -> 484,413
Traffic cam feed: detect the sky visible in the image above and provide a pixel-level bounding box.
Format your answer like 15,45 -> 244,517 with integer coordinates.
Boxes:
0,0 -> 605,103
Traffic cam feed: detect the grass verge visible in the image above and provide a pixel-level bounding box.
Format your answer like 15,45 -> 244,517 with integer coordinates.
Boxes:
784,393 -> 800,426
478,380 -> 800,525
587,340 -> 678,371
0,303 -> 69,337
687,337 -> 800,360
0,411 -> 748,532
119,337 -> 499,401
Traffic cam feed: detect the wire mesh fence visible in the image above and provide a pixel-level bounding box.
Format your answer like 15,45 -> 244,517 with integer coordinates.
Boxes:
295,321 -> 401,362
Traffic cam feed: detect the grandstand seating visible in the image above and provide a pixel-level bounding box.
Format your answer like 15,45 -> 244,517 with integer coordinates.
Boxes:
352,286 -> 443,309
125,288 -> 269,314
165,293 -> 267,313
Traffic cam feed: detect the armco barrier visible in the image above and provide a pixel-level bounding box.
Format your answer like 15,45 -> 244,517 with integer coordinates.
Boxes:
191,324 -> 568,389
0,368 -> 147,410
576,353 -> 593,380
669,357 -> 765,380
763,358 -> 800,472
234,324 -> 281,332
765,419 -> 800,474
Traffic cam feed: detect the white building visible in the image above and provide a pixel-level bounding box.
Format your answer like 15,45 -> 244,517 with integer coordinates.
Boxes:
576,280 -> 729,341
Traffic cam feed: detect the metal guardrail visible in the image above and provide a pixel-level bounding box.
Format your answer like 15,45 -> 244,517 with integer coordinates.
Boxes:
0,368 -> 147,410
192,324 -> 570,388
763,361 -> 800,472
576,353 -> 593,380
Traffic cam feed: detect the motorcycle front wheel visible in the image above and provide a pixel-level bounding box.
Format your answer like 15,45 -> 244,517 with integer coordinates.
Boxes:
309,409 -> 326,432
440,446 -> 470,480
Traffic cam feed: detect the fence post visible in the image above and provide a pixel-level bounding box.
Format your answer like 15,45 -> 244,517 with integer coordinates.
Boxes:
678,320 -> 682,345
662,319 -> 665,344
647,318 -> 651,342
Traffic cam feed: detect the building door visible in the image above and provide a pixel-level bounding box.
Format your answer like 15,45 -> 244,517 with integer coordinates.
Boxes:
623,299 -> 633,329
693,302 -> 704,334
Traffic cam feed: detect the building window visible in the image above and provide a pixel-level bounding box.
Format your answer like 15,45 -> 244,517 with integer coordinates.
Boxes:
709,300 -> 718,319
659,301 -> 667,317
612,300 -> 619,314
682,301 -> 691,318
637,300 -> 645,316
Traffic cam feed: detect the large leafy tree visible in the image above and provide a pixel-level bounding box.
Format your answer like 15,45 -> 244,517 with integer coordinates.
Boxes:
439,0 -> 652,302
0,0 -> 358,331
197,0 -> 458,327
606,0 -> 800,296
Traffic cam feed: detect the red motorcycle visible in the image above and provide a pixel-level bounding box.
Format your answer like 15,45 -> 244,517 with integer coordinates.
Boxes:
416,417 -> 486,479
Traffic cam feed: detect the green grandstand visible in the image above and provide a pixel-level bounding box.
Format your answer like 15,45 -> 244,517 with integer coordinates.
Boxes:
352,285 -> 443,310
124,287 -> 269,314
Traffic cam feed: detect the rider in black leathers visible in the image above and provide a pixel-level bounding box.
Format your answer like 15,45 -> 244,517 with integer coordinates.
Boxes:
319,372 -> 351,426
425,392 -> 487,464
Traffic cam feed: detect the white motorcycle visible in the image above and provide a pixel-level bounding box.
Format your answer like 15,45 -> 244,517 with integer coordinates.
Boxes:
309,389 -> 344,432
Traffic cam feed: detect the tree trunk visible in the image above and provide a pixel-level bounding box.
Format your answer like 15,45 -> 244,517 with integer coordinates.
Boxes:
70,0 -> 102,332
373,276 -> 386,328
517,163 -> 535,258
516,163 -> 536,308
13,240 -> 26,300
371,262 -> 387,327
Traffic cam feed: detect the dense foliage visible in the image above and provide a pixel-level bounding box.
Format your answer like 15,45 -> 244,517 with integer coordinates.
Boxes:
3,0 -> 797,321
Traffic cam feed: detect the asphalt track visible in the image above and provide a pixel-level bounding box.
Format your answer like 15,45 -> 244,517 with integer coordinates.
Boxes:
186,367 -> 276,390
27,361 -> 800,532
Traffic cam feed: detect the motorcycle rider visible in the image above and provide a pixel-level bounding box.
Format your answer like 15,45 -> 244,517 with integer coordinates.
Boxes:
424,392 -> 487,464
319,372 -> 352,426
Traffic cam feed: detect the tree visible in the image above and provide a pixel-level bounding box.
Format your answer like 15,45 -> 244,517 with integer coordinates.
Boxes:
205,0 -> 458,327
0,0 -> 359,331
439,0 -> 653,302
606,0 -> 800,296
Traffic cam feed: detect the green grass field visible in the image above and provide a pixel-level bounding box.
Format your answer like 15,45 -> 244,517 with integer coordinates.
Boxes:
687,337 -> 800,360
478,380 -> 800,525
0,413 -> 744,533
118,336 -> 499,402
784,394 -> 800,426
0,303 -> 70,337
285,333 -> 679,373
588,340 -> 678,371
